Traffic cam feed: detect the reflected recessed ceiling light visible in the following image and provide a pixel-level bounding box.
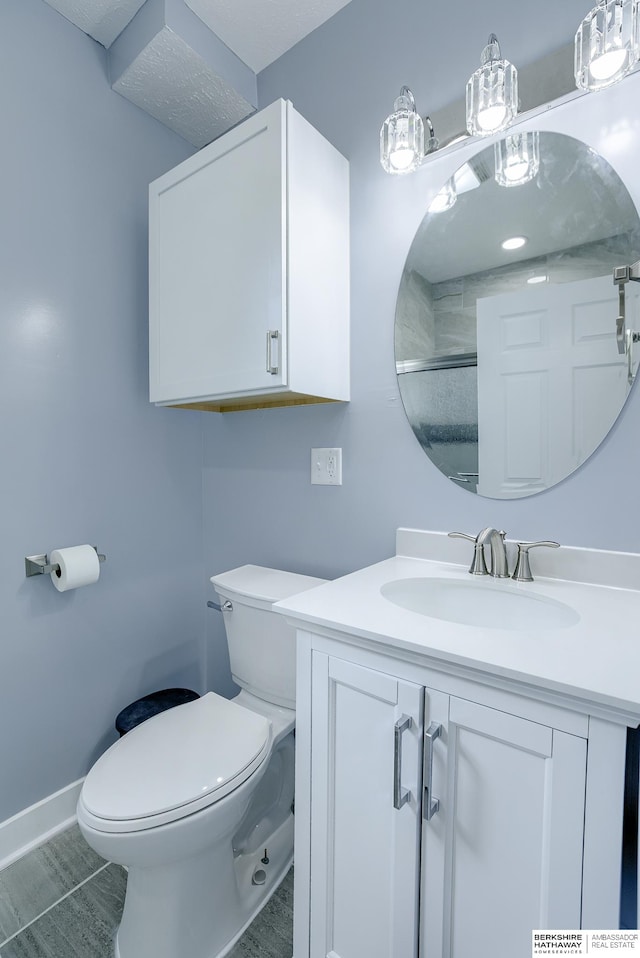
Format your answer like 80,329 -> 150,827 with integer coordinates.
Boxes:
502,235 -> 527,250
527,274 -> 548,284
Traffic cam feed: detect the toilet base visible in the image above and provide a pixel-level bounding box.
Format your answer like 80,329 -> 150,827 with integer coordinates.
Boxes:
114,814 -> 294,958
114,855 -> 293,958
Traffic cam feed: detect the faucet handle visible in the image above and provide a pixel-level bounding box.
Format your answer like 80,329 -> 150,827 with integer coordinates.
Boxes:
448,532 -> 475,542
448,531 -> 488,575
512,540 -> 560,582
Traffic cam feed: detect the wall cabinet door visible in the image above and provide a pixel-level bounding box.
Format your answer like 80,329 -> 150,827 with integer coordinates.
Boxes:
149,99 -> 349,412
421,694 -> 587,958
309,652 -> 423,958
150,103 -> 286,403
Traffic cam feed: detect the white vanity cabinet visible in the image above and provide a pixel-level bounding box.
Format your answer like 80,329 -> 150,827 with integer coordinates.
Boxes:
279,530 -> 640,958
305,640 -> 587,958
149,98 -> 349,412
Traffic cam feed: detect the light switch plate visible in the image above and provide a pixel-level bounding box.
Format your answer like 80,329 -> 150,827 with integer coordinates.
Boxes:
311,448 -> 342,485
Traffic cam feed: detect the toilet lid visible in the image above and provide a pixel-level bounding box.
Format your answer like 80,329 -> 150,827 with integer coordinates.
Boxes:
81,692 -> 271,823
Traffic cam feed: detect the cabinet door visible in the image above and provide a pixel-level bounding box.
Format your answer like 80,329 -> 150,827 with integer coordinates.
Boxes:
150,101 -> 287,403
421,694 -> 587,958
310,653 -> 423,958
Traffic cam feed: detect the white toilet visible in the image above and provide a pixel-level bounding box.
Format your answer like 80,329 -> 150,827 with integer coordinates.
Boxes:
77,565 -> 325,958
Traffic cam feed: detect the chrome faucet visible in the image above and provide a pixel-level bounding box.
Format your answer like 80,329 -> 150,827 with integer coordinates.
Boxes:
477,527 -> 509,578
449,527 -> 509,578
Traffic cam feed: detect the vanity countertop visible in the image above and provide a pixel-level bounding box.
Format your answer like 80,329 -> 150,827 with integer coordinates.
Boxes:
275,529 -> 640,722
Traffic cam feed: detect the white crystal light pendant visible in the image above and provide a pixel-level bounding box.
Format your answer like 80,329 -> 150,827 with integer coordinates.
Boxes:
466,34 -> 518,137
575,0 -> 640,91
380,87 -> 425,175
494,132 -> 540,188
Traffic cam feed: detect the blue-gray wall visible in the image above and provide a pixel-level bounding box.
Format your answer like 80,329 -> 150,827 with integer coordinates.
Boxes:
0,0 -> 203,822
202,0 -> 640,691
4,0 -> 640,824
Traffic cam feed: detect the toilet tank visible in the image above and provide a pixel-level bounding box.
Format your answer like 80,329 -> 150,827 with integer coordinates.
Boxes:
210,565 -> 327,709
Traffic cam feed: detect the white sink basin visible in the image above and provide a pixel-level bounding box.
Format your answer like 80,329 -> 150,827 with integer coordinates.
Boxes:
380,577 -> 580,631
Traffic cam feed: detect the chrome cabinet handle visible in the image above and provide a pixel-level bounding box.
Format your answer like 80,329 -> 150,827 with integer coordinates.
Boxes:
393,715 -> 412,810
266,329 -> 279,375
423,722 -> 442,821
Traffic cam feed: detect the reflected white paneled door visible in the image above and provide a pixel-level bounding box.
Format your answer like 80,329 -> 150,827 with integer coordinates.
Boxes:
309,653 -> 423,958
476,275 -> 637,498
421,695 -> 586,958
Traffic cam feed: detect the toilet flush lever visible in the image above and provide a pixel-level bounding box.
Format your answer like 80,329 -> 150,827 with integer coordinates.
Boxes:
207,600 -> 233,612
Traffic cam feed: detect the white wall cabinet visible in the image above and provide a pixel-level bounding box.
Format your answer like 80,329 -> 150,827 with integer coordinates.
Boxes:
298,637 -> 607,958
149,99 -> 349,412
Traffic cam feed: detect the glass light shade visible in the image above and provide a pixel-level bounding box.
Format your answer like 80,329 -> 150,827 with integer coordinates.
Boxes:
466,35 -> 518,137
494,132 -> 540,188
380,88 -> 425,175
428,180 -> 457,213
575,0 -> 640,90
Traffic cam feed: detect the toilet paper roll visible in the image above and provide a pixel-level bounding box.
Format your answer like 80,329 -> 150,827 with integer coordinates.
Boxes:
50,545 -> 100,592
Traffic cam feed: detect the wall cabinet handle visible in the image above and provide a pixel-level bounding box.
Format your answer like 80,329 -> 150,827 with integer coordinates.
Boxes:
266,329 -> 279,375
423,722 -> 442,821
393,714 -> 412,809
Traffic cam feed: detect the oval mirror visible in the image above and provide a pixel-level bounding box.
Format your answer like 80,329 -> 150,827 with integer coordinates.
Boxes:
395,131 -> 640,498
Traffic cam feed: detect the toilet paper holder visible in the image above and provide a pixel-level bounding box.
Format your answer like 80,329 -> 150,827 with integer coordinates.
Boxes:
25,547 -> 106,578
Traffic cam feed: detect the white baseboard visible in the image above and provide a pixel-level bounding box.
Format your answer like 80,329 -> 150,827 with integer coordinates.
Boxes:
0,778 -> 84,872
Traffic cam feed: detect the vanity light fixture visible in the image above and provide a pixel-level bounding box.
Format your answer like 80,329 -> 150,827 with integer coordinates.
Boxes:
494,131 -> 540,188
380,87 -> 438,175
502,235 -> 527,251
575,0 -> 640,91
466,34 -> 518,137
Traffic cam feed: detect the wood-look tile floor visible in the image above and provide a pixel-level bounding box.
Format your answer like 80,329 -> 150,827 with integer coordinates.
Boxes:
0,826 -> 293,957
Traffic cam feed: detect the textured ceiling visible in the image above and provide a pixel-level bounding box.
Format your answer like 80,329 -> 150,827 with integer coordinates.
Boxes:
41,0 -> 353,146
42,0 -> 146,47
42,0 -> 352,66
184,0 -> 353,72
112,27 -> 255,148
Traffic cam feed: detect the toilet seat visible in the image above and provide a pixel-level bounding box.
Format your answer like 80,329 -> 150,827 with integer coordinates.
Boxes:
78,692 -> 272,833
